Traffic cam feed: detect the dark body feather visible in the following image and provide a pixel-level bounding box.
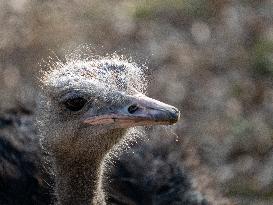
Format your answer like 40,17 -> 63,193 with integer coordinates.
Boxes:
106,139 -> 209,205
0,109 -> 53,205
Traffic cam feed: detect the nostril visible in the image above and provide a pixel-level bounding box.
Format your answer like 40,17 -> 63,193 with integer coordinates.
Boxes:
128,104 -> 139,114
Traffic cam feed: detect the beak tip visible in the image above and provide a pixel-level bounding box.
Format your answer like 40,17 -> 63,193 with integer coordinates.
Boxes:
168,107 -> 180,124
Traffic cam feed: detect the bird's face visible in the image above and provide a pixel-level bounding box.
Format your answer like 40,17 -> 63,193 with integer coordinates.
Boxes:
38,59 -> 180,153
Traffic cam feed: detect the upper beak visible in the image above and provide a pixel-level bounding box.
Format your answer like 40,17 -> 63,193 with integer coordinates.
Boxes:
82,93 -> 180,128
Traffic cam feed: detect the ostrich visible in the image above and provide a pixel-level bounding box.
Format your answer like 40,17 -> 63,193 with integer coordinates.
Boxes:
36,55 -> 213,205
0,55 -> 230,205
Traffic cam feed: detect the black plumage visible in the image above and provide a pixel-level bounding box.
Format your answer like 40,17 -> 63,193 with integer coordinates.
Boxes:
0,109 -> 53,205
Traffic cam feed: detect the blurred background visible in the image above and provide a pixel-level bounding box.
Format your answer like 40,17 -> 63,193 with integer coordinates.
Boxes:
0,0 -> 272,204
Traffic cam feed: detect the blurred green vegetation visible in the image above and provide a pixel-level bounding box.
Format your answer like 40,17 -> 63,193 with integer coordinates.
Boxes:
231,118 -> 253,138
252,40 -> 273,76
133,0 -> 220,20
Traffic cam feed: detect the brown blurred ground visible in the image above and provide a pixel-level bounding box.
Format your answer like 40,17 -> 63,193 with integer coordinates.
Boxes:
0,0 -> 272,204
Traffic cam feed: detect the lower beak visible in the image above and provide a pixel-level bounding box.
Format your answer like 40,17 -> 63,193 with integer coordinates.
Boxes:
82,93 -> 180,128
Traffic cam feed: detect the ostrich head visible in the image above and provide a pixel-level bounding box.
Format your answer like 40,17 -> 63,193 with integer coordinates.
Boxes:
37,57 -> 180,157
35,56 -> 180,204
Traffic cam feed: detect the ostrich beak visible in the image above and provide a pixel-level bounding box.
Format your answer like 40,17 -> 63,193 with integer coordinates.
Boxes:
82,93 -> 180,128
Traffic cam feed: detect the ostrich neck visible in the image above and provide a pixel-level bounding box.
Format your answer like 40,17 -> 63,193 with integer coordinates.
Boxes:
52,129 -> 127,205
54,155 -> 101,205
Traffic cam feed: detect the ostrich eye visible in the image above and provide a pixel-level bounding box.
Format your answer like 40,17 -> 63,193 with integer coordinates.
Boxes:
63,97 -> 87,111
